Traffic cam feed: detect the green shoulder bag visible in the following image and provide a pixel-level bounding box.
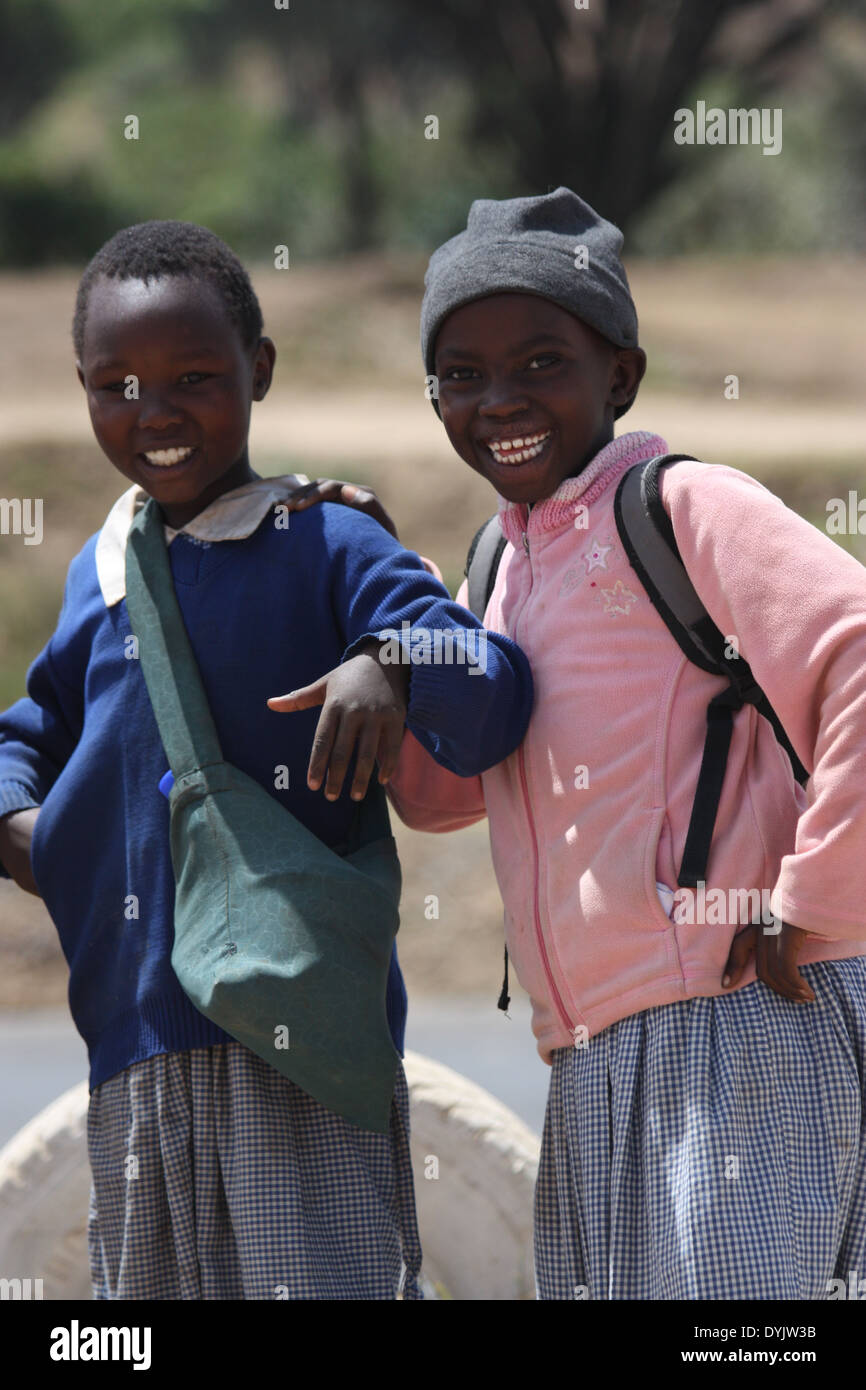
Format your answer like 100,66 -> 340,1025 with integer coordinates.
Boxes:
125,497 -> 402,1133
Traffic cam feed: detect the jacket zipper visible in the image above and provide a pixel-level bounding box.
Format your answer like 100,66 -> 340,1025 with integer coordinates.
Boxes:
515,525 -> 574,1039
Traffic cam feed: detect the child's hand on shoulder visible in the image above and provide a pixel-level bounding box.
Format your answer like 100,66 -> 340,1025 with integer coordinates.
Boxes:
0,808 -> 41,896
267,641 -> 409,802
279,479 -> 442,578
722,919 -> 815,1003
280,479 -> 399,541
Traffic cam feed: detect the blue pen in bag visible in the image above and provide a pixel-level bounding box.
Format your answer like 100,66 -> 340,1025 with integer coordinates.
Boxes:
158,770 -> 174,799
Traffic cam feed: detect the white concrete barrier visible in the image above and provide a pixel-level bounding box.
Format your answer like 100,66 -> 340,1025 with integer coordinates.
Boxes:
0,1053 -> 539,1300
403,1051 -> 539,1300
0,1079 -> 91,1301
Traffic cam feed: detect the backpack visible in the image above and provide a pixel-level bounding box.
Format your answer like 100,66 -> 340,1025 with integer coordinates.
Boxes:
465,453 -> 807,908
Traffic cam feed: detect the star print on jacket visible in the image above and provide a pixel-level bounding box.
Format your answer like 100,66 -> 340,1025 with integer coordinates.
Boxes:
584,536 -> 613,572
599,578 -> 639,616
559,534 -> 617,598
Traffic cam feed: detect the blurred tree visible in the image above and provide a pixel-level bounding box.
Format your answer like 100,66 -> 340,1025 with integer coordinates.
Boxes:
172,0 -> 430,249
0,0 -> 76,137
0,158 -> 124,265
425,0 -> 846,231
165,0 -> 855,239
0,0 -> 862,262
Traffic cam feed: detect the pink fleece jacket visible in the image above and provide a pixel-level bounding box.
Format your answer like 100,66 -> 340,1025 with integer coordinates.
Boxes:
387,430 -> 866,1061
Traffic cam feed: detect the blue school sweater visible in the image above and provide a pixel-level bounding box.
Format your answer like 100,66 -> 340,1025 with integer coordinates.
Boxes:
0,495 -> 533,1092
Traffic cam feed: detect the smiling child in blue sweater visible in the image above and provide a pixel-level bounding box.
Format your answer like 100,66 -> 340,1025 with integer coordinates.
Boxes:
0,220 -> 533,1300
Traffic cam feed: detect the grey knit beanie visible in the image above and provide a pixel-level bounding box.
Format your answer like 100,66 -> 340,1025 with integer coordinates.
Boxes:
421,187 -> 639,390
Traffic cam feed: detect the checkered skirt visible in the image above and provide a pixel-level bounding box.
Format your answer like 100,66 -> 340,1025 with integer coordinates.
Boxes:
87,1042 -> 423,1300
535,956 -> 866,1300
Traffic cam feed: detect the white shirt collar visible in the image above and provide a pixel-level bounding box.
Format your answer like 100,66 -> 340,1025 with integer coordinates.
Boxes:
95,473 -> 309,608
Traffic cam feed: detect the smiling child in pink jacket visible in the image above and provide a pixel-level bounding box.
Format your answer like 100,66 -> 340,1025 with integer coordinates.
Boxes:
288,188 -> 866,1301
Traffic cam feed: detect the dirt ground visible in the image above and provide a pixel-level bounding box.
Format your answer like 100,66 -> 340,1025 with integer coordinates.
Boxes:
0,253 -> 864,1009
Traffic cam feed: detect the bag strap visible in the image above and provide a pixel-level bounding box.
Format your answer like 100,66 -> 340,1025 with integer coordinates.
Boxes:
125,497 -> 224,778
126,497 -> 395,854
615,454 -> 722,674
466,515 -> 507,620
614,454 -> 807,888
464,516 -> 510,1010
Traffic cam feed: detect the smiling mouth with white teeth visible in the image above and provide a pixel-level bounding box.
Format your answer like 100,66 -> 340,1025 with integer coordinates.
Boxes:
484,430 -> 551,466
141,446 -> 196,468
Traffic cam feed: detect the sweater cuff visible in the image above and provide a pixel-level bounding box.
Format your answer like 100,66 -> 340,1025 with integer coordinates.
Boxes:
341,631 -> 415,699
404,646 -> 481,732
769,887 -> 854,942
349,622 -> 488,732
342,631 -> 390,663
0,785 -> 41,880
0,783 -> 41,819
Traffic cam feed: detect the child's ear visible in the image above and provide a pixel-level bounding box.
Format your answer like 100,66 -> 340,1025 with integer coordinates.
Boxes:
252,336 -> 276,401
609,347 -> 646,413
75,362 -> 85,389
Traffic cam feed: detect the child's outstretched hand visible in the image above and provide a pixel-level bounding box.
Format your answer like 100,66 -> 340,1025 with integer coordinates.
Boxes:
280,479 -> 400,541
267,640 -> 409,802
0,808 -> 41,896
722,919 -> 815,1003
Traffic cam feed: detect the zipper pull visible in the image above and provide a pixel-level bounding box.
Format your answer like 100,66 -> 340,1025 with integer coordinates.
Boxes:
522,532 -> 530,555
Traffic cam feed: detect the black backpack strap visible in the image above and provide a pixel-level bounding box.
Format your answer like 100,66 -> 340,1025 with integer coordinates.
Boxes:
465,515 -> 507,620
677,686 -> 745,890
615,455 -> 718,672
615,454 -> 807,889
497,942 -> 511,1015
465,516 -> 511,1010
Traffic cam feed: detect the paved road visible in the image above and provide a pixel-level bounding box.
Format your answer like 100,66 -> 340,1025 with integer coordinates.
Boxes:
0,1009 -> 88,1148
0,995 -> 547,1149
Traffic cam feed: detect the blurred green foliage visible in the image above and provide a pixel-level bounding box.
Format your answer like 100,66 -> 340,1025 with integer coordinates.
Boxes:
0,0 -> 862,266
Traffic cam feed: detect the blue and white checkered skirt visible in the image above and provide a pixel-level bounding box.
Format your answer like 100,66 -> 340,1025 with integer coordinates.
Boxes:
534,956 -> 866,1300
87,1042 -> 423,1300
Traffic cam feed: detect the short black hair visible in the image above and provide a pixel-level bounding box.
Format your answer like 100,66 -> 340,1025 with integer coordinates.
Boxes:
73,220 -> 264,360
